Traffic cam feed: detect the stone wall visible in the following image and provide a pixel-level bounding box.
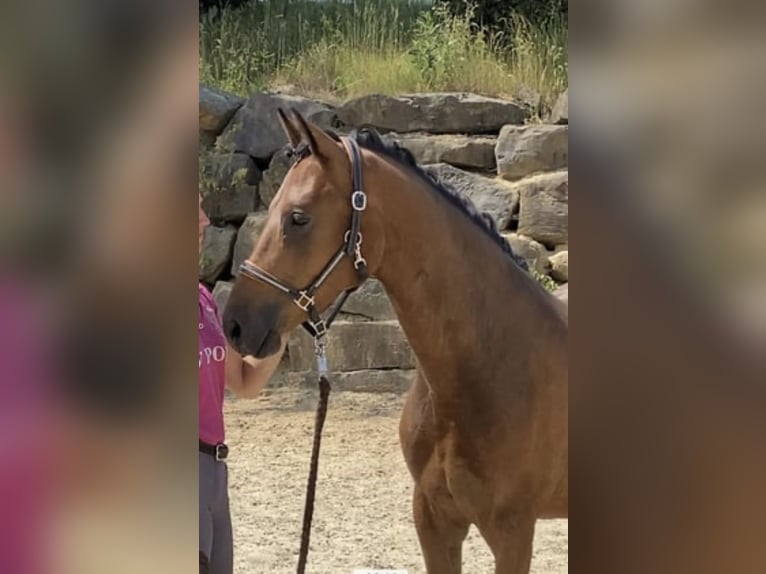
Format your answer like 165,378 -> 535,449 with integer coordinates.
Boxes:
199,86 -> 568,392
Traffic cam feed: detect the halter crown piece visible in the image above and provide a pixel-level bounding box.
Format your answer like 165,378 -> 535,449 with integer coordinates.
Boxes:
237,137 -> 369,374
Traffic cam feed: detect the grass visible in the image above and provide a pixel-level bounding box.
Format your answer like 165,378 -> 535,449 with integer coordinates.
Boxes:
200,0 -> 567,109
531,268 -> 560,291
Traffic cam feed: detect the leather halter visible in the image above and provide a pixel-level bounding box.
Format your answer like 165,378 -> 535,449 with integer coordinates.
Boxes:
237,137 -> 369,358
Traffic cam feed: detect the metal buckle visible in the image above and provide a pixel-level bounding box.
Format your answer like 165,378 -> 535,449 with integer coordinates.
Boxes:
312,319 -> 327,338
294,291 -> 315,312
351,190 -> 367,211
215,444 -> 228,462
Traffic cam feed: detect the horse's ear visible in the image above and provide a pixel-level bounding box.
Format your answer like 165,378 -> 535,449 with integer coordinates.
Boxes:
290,109 -> 344,165
277,107 -> 301,147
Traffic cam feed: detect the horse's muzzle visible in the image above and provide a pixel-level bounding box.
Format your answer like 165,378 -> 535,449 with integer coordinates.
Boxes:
222,298 -> 282,358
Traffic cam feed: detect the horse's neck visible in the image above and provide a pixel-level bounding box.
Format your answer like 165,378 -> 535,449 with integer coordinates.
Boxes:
370,162 -> 556,377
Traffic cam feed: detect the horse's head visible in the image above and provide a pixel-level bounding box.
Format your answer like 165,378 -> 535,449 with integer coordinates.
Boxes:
223,109 -> 384,358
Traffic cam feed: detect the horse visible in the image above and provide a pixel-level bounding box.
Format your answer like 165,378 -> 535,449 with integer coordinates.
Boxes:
222,108 -> 568,574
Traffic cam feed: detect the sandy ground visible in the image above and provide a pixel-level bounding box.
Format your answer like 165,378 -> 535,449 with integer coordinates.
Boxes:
225,389 -> 568,574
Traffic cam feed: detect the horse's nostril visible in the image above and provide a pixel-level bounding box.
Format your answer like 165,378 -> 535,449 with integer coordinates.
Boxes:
229,320 -> 241,345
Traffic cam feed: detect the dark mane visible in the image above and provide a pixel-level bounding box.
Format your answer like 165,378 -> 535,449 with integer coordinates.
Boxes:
333,127 -> 529,271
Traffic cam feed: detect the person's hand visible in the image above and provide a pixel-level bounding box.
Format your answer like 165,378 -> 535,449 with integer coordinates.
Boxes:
224,340 -> 286,398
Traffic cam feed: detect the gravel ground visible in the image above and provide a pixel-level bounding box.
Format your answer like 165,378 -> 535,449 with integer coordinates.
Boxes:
225,389 -> 568,574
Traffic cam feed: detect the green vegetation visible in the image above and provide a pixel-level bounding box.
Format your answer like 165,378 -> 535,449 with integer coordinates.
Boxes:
531,268 -> 559,292
439,0 -> 567,32
200,0 -> 567,108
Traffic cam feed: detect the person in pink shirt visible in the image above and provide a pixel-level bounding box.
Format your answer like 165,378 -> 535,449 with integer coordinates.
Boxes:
199,194 -> 285,573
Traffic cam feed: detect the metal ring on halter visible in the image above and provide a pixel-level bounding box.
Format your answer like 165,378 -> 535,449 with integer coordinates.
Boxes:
351,190 -> 367,211
310,319 -> 327,338
294,291 -> 315,312
343,230 -> 363,246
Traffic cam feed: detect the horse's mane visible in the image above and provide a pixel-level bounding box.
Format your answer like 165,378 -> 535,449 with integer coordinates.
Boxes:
327,128 -> 529,271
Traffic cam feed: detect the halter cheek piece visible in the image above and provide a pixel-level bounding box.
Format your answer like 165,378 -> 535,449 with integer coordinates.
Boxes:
237,137 -> 369,371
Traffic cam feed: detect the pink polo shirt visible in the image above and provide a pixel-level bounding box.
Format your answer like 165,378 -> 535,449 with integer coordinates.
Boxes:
0,279 -> 55,574
199,283 -> 227,445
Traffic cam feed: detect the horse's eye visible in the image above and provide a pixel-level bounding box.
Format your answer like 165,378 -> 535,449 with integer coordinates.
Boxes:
291,211 -> 311,227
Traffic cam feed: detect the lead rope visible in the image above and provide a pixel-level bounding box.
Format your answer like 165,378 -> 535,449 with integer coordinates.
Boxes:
296,340 -> 331,574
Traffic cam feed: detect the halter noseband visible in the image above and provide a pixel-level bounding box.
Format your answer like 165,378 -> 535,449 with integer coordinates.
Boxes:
237,137 -> 369,362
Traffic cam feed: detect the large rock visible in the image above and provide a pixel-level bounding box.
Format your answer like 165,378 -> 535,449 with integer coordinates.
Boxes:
288,321 -> 414,372
199,130 -> 218,150
199,85 -> 245,133
423,163 -> 519,230
516,86 -> 542,115
553,282 -> 568,304
286,369 -> 414,393
212,280 -> 235,314
199,226 -> 237,283
515,171 -> 568,247
549,250 -> 568,282
219,93 -> 337,161
496,124 -> 568,181
339,280 -> 396,321
550,89 -> 568,125
338,93 -> 528,135
200,152 -> 261,224
259,144 -> 293,208
501,233 -> 550,275
230,212 -> 269,275
385,133 -> 496,171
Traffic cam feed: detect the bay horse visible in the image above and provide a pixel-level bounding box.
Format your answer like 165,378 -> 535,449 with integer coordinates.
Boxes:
222,109 -> 568,573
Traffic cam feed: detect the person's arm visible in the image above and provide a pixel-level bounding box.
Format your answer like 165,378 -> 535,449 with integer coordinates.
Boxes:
225,341 -> 286,398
